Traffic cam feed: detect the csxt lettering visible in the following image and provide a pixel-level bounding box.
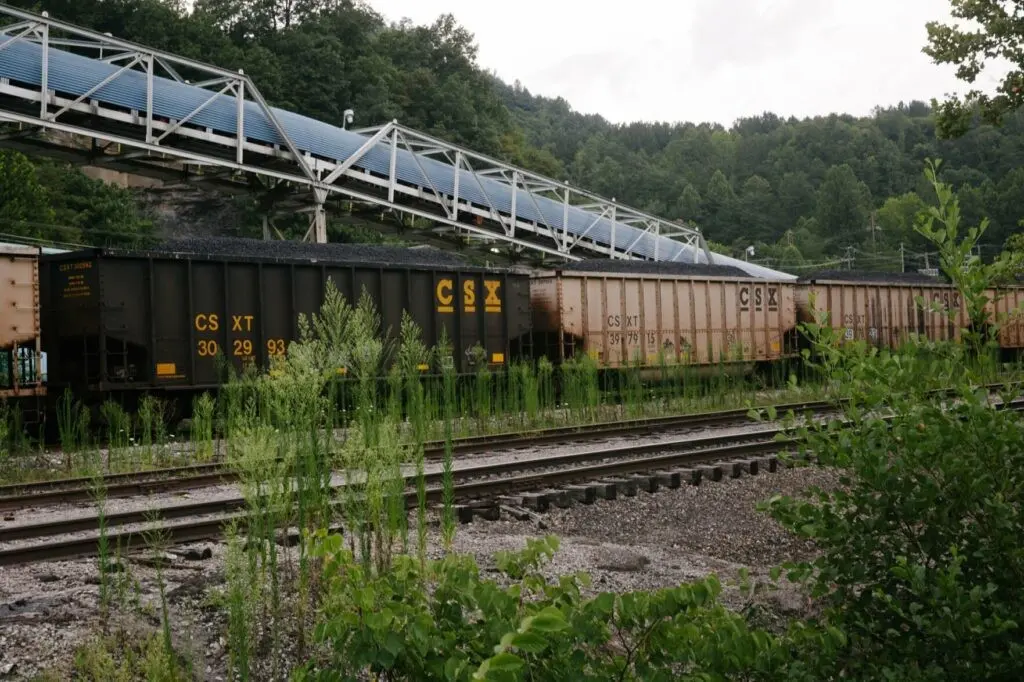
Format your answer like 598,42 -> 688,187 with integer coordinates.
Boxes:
195,313 -> 219,331
436,279 -> 454,313
738,286 -> 779,311
606,314 -> 640,328
231,315 -> 254,332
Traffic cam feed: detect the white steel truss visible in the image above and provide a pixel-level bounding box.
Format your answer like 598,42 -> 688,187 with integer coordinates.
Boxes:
0,4 -> 714,264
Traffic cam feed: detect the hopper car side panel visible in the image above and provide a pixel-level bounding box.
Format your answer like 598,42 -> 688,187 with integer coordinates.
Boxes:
0,244 -> 43,397
796,282 -> 967,348
529,272 -> 797,368
989,287 -> 1024,349
41,250 -> 532,393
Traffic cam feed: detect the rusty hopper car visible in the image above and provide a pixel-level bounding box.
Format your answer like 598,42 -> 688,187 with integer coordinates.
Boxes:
987,285 -> 1024,352
40,240 -> 531,395
0,243 -> 44,399
796,271 -> 968,349
529,261 -> 798,368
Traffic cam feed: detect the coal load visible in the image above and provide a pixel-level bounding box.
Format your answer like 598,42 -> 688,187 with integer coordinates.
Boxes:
560,258 -> 751,278
798,269 -> 948,285
117,236 -> 474,269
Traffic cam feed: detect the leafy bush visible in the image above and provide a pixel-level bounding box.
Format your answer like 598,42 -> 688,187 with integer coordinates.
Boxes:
296,534 -> 809,682
766,357 -> 1024,678
762,162 -> 1024,679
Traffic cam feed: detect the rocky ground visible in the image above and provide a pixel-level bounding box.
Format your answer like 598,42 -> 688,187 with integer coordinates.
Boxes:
0,463 -> 838,681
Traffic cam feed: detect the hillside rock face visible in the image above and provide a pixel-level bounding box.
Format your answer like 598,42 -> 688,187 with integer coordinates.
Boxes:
78,164 -> 250,239
136,185 -> 251,239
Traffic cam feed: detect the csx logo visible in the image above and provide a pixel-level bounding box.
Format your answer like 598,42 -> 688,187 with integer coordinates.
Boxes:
739,286 -> 779,311
436,278 -> 502,313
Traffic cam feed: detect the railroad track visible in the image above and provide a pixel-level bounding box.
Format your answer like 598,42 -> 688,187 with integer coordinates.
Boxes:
0,399 -> 831,511
1,379 -> 1017,511
1,390 -> 1019,565
0,427 -> 791,565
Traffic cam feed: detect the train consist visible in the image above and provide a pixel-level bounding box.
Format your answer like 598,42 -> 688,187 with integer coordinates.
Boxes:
0,238 -> 1021,418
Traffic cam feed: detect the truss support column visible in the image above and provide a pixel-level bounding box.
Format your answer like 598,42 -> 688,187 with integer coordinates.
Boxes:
609,200 -> 617,260
562,187 -> 571,253
235,71 -> 245,165
310,187 -> 328,244
509,171 -> 518,239
388,127 -> 398,204
39,16 -> 49,119
145,55 -> 154,142
262,215 -> 271,240
452,151 -> 462,221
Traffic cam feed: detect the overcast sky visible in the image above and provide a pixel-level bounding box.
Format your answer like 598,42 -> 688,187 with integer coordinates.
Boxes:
368,0 -> 999,126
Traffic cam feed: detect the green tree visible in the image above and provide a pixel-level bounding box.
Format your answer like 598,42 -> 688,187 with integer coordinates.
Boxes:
36,164 -> 153,246
703,169 -> 739,243
814,164 -> 871,250
0,150 -> 53,238
875,191 -> 927,249
791,217 -> 826,261
988,167 -> 1024,248
915,158 -> 1024,355
777,171 -> 817,228
737,174 -> 775,242
766,164 -> 1024,680
925,0 -> 1024,137
674,182 -> 702,222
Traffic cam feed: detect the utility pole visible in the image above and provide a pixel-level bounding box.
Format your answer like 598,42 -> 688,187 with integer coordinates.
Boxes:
868,211 -> 878,251
899,242 -> 905,273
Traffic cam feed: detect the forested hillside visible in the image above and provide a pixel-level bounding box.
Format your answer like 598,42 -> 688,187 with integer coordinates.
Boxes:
2,0 -> 1023,271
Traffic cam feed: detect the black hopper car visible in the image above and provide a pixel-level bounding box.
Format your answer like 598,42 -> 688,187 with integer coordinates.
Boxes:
40,238 -> 532,410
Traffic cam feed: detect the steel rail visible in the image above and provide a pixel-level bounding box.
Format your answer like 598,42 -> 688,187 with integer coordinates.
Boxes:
0,429 -> 783,544
3,396 -> 1022,565
0,401 -> 823,510
0,434 -> 785,565
2,377 -> 1017,510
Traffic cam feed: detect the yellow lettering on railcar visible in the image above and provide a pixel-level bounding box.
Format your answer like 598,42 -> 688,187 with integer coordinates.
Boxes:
197,339 -> 218,356
484,280 -> 502,313
231,314 -> 254,332
436,279 -> 454,313
195,313 -> 219,332
232,339 -> 253,357
60,262 -> 93,299
61,273 -> 92,298
267,338 -> 286,356
463,280 -> 476,313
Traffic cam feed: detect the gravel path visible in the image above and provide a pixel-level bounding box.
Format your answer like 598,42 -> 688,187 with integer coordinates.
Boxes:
0,461 -> 837,680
